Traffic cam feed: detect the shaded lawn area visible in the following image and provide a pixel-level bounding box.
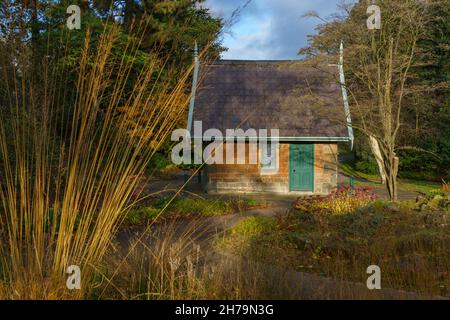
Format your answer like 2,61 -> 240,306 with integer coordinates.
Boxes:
339,162 -> 442,195
218,196 -> 450,298
123,196 -> 269,225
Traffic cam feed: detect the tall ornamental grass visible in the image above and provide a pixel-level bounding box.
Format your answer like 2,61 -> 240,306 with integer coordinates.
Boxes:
0,20 -> 198,299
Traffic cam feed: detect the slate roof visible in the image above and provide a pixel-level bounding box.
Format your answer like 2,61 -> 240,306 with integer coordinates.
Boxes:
190,60 -> 351,141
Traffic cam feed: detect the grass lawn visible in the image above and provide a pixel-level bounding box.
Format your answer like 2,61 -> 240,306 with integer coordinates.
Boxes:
123,196 -> 269,225
339,162 -> 441,195
124,197 -> 233,224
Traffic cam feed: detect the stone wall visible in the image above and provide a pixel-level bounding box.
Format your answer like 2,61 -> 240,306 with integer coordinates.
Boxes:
314,144 -> 339,194
203,142 -> 338,194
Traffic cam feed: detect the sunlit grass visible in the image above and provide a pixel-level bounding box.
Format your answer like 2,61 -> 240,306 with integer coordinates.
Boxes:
219,201 -> 450,298
123,197 -> 233,225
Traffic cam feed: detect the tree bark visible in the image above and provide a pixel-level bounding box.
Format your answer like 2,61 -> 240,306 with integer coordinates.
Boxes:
385,154 -> 399,202
30,0 -> 38,44
369,135 -> 387,184
124,0 -> 135,28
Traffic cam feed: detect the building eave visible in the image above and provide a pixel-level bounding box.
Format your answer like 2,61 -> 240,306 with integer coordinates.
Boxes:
187,42 -> 199,134
339,41 -> 355,149
191,136 -> 353,143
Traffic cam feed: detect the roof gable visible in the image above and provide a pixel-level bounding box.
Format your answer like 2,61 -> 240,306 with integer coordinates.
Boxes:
191,60 -> 351,141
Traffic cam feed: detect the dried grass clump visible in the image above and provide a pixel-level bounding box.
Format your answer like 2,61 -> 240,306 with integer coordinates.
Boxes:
0,21 -> 198,299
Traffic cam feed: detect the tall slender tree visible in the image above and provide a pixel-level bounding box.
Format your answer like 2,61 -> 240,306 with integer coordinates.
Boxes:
301,0 -> 443,201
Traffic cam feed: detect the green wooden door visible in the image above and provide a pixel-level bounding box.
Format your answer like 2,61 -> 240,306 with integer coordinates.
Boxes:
290,144 -> 314,192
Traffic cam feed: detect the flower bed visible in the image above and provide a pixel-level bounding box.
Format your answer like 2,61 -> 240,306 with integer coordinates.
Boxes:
294,186 -> 378,215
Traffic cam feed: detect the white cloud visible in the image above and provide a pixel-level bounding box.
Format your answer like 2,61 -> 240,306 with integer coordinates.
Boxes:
223,19 -> 277,60
204,0 -> 344,60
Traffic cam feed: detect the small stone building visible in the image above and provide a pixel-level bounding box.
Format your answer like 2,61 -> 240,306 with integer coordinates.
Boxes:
188,59 -> 353,195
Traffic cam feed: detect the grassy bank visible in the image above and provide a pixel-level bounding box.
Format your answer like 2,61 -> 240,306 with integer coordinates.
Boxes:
219,189 -> 450,298
340,162 -> 442,195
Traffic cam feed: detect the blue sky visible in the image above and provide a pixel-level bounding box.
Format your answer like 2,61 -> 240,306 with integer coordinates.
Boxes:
203,0 -> 349,60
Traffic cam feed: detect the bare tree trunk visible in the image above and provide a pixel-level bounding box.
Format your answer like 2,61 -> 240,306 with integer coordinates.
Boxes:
30,0 -> 39,69
124,0 -> 135,28
384,153 -> 399,202
369,135 -> 387,184
30,0 -> 38,44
